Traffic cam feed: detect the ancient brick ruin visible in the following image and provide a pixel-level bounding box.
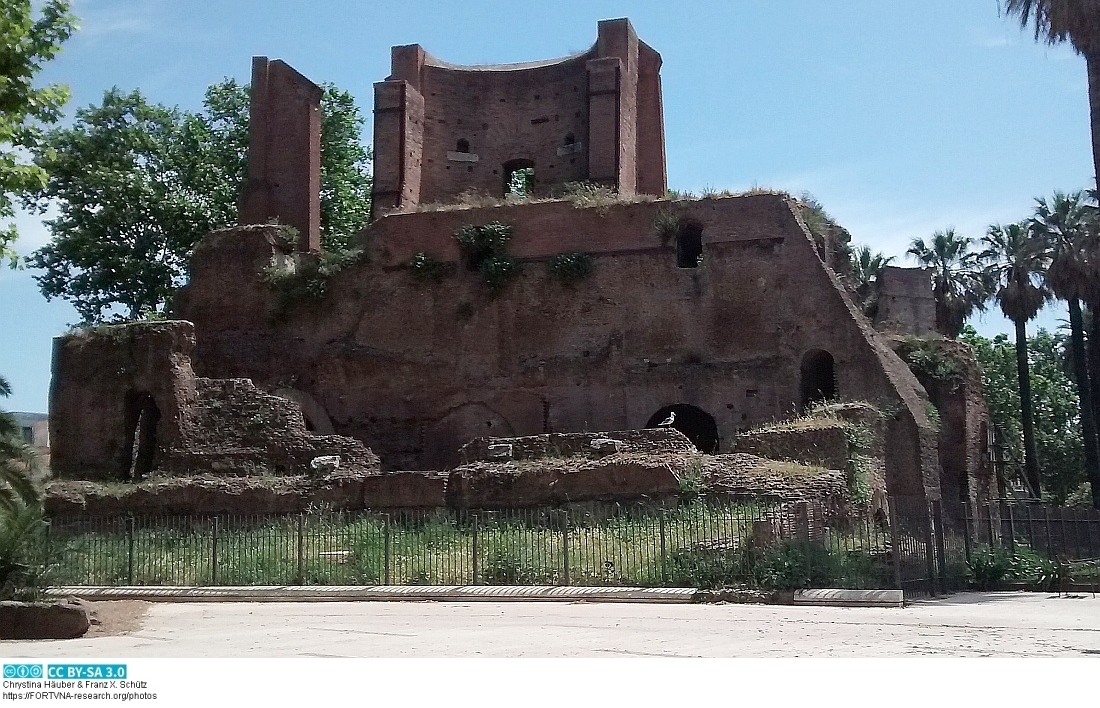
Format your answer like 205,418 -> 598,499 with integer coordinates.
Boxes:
47,18 -> 996,519
371,18 -> 666,214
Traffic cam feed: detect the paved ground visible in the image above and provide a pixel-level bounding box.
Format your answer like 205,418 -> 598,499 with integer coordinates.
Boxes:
2,592 -> 1098,658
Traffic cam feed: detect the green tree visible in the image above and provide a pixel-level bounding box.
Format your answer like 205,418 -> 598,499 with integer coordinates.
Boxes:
1001,1 -> 1100,192
26,79 -> 371,322
0,0 -> 76,267
963,327 -> 1086,502
907,228 -> 992,337
0,375 -> 50,601
1030,190 -> 1100,507
0,375 -> 39,519
27,89 -> 217,322
847,245 -> 894,317
982,221 -> 1050,497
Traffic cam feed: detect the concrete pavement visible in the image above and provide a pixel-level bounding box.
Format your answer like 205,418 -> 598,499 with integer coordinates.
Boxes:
3,591 -> 1098,658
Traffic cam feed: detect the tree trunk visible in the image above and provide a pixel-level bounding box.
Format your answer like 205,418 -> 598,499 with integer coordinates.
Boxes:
1068,298 -> 1100,509
1088,306 -> 1100,437
1015,317 -> 1042,499
1088,51 -> 1100,192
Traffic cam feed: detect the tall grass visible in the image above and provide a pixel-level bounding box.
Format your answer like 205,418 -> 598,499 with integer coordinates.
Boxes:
47,501 -> 894,589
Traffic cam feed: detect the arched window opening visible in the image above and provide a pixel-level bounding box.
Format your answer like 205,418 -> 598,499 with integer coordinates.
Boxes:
564,133 -> 576,145
645,404 -> 720,454
456,138 -> 470,153
676,223 -> 704,268
121,391 -> 160,481
503,159 -> 535,197
799,349 -> 837,411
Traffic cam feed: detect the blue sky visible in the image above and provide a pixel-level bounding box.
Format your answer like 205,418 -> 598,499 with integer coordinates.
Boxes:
0,0 -> 1094,412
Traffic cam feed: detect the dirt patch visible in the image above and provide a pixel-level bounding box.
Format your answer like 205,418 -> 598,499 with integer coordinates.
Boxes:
83,601 -> 151,638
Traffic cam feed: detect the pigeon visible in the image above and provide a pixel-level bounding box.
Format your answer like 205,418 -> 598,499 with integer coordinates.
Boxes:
657,411 -> 676,427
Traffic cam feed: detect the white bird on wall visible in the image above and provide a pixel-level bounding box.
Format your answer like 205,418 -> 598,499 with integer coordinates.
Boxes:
657,411 -> 676,427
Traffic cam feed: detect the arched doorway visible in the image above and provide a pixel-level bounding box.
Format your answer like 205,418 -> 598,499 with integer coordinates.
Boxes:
121,390 -> 160,481
799,349 -> 836,411
646,404 -> 719,453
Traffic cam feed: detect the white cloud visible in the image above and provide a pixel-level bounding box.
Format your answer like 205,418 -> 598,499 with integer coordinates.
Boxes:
70,0 -> 161,40
971,30 -> 1011,49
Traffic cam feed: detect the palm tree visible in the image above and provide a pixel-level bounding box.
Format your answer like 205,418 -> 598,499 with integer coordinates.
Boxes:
0,375 -> 48,601
907,229 -> 992,338
1002,1 -> 1100,192
983,222 -> 1050,498
848,245 -> 894,317
0,375 -> 41,519
1031,190 -> 1100,508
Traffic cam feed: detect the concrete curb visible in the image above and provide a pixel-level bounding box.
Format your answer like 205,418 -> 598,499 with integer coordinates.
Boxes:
792,589 -> 905,607
46,586 -> 907,606
45,585 -> 699,604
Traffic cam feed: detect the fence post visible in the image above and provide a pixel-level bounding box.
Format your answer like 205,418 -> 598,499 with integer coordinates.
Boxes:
561,512 -> 570,587
210,516 -> 219,586
1044,506 -> 1053,557
1006,504 -> 1016,556
962,502 -> 972,565
126,516 -> 135,585
384,514 -> 392,586
889,502 -> 903,593
1026,504 -> 1035,553
43,520 -> 52,574
296,514 -> 305,585
924,504 -> 937,597
659,503 -> 668,586
932,501 -> 947,593
471,514 -> 479,586
801,502 -> 812,583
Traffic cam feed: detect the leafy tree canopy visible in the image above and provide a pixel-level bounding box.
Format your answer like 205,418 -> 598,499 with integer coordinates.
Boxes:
0,0 -> 76,267
25,79 -> 371,323
961,326 -> 1086,502
908,228 -> 993,337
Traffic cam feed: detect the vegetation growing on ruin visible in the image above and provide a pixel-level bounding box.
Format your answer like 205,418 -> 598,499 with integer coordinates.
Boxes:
894,335 -> 968,386
547,252 -> 594,284
653,206 -> 683,246
407,251 -> 454,283
262,247 -> 365,307
743,402 -> 882,507
454,222 -> 522,294
794,192 -> 854,275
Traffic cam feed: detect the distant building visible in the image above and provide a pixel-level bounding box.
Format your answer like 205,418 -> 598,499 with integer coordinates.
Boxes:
11,412 -> 50,469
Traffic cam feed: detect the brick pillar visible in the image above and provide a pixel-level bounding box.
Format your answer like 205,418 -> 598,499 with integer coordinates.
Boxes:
586,57 -> 622,190
238,57 -> 322,252
592,18 -> 639,196
636,43 -> 667,197
371,81 -> 425,218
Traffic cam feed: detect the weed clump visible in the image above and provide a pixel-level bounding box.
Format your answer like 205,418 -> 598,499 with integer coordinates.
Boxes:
454,222 -> 522,295
547,252 -> 594,284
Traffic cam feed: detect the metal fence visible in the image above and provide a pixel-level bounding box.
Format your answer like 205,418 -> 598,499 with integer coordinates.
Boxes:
42,499 -> 1100,597
889,498 -> 1100,598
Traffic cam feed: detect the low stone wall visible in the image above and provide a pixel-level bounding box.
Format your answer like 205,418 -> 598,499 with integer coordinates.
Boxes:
45,449 -> 845,516
699,454 -> 847,503
45,470 -> 447,517
459,429 -> 696,463
734,423 -> 849,471
446,453 -> 682,508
